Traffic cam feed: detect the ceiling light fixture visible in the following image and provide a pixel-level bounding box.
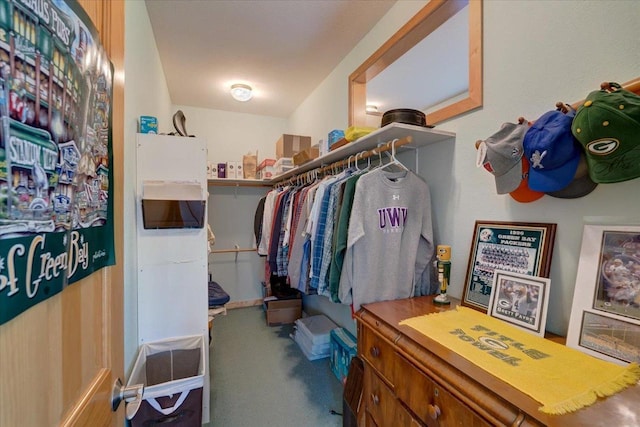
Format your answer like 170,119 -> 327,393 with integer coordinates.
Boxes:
230,83 -> 253,102
365,104 -> 378,113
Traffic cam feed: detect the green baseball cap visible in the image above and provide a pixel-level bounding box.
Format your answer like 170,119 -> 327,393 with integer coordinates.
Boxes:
571,82 -> 640,183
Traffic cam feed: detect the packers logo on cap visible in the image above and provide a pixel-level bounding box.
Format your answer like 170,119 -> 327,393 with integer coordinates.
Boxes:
586,138 -> 619,156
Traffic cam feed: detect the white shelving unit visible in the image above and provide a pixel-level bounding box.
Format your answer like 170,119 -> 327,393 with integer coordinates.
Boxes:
206,122 -> 455,187
269,122 -> 455,182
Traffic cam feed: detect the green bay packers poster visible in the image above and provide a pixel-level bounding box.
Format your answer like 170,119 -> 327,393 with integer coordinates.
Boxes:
0,0 -> 115,325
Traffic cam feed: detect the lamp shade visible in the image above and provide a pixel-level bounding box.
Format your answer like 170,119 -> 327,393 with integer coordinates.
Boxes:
230,83 -> 253,102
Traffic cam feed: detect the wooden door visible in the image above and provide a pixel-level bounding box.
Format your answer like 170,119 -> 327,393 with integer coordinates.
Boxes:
0,1 -> 125,426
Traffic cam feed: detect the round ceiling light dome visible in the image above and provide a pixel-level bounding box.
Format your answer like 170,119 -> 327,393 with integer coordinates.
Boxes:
230,83 -> 253,102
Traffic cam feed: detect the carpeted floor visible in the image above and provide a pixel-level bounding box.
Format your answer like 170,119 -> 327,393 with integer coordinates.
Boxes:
207,306 -> 344,427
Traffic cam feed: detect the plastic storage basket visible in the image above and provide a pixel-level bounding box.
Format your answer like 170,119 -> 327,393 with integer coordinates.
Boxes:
330,328 -> 357,383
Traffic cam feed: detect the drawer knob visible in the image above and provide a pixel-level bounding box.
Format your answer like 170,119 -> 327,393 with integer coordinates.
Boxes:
369,346 -> 381,358
427,404 -> 441,420
371,393 -> 380,406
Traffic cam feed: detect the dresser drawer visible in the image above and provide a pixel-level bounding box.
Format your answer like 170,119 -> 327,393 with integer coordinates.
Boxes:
360,324 -> 397,385
395,354 -> 491,427
364,367 -> 422,427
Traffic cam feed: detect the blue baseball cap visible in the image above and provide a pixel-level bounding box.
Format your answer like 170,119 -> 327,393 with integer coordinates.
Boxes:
523,109 -> 582,192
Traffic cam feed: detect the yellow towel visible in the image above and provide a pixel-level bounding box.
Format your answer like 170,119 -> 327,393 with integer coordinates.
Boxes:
399,306 -> 640,415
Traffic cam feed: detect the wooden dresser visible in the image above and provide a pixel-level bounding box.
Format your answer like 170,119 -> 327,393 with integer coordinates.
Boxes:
356,295 -> 640,427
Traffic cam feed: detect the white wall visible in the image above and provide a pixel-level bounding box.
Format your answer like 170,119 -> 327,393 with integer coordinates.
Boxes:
170,106 -> 288,303
124,0 -> 173,371
288,1 -> 427,141
289,0 -> 640,336
207,186 -> 268,302
173,105 -> 287,162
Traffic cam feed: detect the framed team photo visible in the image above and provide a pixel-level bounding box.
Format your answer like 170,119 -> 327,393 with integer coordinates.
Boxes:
487,270 -> 550,336
462,221 -> 556,312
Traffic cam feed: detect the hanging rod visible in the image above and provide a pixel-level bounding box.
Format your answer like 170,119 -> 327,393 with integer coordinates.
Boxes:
474,77 -> 640,150
210,248 -> 256,254
570,77 -> 640,109
273,135 -> 413,185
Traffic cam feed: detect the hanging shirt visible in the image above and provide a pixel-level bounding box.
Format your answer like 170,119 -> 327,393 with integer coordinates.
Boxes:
288,184 -> 317,292
317,171 -> 353,297
298,183 -> 320,293
310,174 -> 343,289
282,186 -> 299,246
328,173 -> 362,302
306,176 -> 335,287
267,190 -> 288,274
339,168 -> 434,312
258,189 -> 279,255
275,190 -> 295,276
254,196 -> 266,249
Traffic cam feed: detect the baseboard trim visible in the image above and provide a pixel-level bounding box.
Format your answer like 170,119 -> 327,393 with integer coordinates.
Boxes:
227,299 -> 263,309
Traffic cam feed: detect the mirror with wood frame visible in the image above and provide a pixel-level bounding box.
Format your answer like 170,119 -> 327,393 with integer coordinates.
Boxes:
349,0 -> 483,128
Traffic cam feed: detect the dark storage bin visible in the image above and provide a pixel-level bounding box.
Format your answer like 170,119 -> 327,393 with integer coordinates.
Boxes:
343,356 -> 364,427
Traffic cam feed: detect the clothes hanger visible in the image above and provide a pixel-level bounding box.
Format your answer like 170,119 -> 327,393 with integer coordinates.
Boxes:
351,153 -> 360,172
379,139 -> 410,172
355,150 -> 371,174
367,147 -> 384,171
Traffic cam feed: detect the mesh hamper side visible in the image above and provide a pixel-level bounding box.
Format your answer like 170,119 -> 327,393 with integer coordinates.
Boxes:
146,348 -> 201,386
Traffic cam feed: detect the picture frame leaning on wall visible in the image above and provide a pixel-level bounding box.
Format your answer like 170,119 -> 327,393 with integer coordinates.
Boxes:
488,270 -> 551,336
462,221 -> 557,312
567,224 -> 640,365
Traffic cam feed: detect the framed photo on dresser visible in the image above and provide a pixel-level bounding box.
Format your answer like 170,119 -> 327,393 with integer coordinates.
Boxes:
487,270 -> 551,336
567,224 -> 640,365
462,221 -> 557,312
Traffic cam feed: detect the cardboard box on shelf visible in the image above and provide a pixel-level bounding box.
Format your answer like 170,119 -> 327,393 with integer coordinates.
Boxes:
217,163 -> 227,178
258,158 -> 276,170
328,129 -> 345,145
243,152 -> 258,179
276,134 -> 311,159
329,137 -> 349,151
274,158 -> 294,175
318,138 -> 329,157
207,162 -> 218,179
293,146 -> 320,166
227,161 -> 238,179
265,296 -> 302,326
257,158 -> 276,180
139,116 -> 158,134
258,168 -> 275,180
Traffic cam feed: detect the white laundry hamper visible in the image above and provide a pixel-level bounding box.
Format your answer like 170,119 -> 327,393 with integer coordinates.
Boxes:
127,335 -> 205,426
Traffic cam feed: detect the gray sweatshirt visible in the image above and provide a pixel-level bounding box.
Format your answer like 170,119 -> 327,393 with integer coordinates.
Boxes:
339,168 -> 434,312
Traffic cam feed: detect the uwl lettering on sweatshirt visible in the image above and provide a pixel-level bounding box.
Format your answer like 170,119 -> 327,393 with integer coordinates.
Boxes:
378,207 -> 408,231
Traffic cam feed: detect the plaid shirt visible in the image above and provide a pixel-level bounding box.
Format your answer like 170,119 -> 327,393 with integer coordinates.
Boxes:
317,176 -> 351,297
310,177 -> 338,289
288,187 -> 308,253
276,191 -> 293,276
